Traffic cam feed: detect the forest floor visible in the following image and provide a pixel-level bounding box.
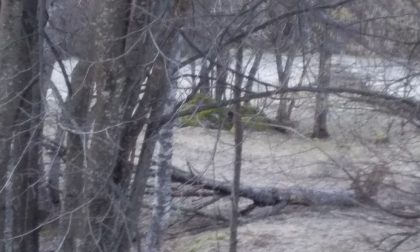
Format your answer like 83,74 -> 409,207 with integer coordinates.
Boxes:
41,54 -> 420,251
162,99 -> 420,252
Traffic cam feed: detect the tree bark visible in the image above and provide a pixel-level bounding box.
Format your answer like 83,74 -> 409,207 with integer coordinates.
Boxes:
61,61 -> 93,252
127,88 -> 165,250
11,2 -> 44,249
0,1 -> 44,251
215,49 -> 230,101
145,48 -> 178,252
144,7 -> 186,249
198,59 -> 211,95
0,1 -> 28,249
146,110 -> 175,252
12,81 -> 42,252
230,46 -> 244,252
113,0 -> 156,190
126,2 -> 190,250
126,39 -> 176,252
83,1 -> 129,250
47,129 -> 62,207
244,50 -> 263,105
171,167 -> 358,208
275,46 -> 296,122
312,24 -> 332,139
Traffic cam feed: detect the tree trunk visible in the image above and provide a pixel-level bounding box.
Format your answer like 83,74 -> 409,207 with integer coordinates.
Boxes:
234,47 -> 244,95
171,167 -> 358,208
144,8 -> 186,249
145,47 -> 179,252
83,1 -> 129,250
12,82 -> 42,252
113,0 -> 157,191
117,19 -> 180,251
126,2 -> 190,250
275,44 -> 296,123
215,50 -> 230,101
230,46 -> 244,252
61,61 -> 93,252
11,0 -> 46,249
0,0 -> 26,252
312,25 -> 332,139
127,88 -> 165,250
191,60 -> 197,87
0,0 -> 44,251
244,50 -> 263,105
198,59 -> 211,95
145,107 -> 175,252
47,129 -> 63,207
0,1 -> 28,249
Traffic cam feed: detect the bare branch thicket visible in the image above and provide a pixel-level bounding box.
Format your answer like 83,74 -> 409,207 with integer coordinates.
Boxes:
4,0 -> 420,251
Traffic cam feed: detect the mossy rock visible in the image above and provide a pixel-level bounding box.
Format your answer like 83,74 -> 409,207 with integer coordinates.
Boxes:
180,94 -> 233,130
182,93 -> 216,111
181,95 -> 283,132
240,106 -> 287,132
181,107 -> 233,130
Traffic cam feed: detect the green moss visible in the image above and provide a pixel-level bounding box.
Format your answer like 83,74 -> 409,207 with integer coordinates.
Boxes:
181,93 -> 215,112
181,115 -> 201,127
180,94 -> 232,130
181,107 -> 232,129
241,115 -> 271,131
181,95 -> 275,132
240,105 -> 273,131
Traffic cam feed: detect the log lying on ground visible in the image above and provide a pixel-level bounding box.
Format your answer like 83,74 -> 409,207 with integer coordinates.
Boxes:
172,167 -> 359,208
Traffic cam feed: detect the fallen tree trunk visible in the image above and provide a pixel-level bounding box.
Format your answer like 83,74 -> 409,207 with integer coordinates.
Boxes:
172,167 -> 359,208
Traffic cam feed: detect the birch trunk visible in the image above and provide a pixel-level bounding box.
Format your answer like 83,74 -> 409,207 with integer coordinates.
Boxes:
145,58 -> 178,252
126,2 -> 190,250
145,10 -> 187,246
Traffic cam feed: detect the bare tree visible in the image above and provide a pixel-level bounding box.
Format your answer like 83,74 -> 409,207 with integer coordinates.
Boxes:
0,1 -> 27,249
6,0 -> 420,251
145,44 -> 179,252
244,49 -> 263,105
272,17 -> 298,123
60,61 -> 93,252
146,3 -> 189,251
81,1 -> 131,250
229,46 -> 244,252
312,23 -> 332,138
0,1 -> 45,251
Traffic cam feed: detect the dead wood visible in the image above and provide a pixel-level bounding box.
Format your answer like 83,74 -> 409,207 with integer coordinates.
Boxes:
172,166 -> 359,208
